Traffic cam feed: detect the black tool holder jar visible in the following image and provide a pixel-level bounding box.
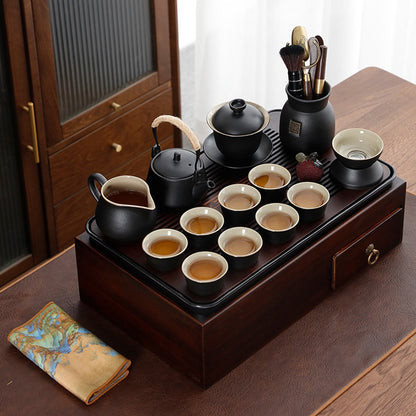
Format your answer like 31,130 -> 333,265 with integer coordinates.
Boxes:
279,81 -> 335,155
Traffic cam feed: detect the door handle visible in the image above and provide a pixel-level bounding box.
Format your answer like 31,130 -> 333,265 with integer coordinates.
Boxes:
22,102 -> 40,164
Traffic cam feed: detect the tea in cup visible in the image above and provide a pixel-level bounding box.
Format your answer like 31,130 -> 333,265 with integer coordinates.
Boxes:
182,251 -> 228,296
142,228 -> 188,272
255,203 -> 299,244
218,184 -> 261,225
180,207 -> 224,249
248,163 -> 291,202
287,182 -> 330,222
218,227 -> 262,269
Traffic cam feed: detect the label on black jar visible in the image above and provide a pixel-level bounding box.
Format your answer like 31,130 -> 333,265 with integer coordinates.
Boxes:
289,120 -> 302,136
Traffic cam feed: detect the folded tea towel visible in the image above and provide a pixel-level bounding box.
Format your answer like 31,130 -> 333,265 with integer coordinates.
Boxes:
8,301 -> 131,405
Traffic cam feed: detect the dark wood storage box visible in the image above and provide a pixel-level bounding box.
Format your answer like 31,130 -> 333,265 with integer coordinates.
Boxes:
76,175 -> 406,387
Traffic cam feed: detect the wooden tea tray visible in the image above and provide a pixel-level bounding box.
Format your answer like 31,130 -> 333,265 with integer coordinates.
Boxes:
84,110 -> 396,316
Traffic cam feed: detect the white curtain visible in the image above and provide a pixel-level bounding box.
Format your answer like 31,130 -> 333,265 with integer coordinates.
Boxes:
191,0 -> 416,141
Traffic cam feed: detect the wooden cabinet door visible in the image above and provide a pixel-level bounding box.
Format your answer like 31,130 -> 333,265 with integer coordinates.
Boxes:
0,0 -> 48,286
30,0 -> 178,149
28,0 -> 180,252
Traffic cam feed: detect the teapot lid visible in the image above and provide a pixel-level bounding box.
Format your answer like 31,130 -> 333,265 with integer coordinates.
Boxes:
152,148 -> 203,179
212,99 -> 264,135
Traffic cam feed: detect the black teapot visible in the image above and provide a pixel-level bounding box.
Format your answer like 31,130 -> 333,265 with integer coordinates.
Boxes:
146,115 -> 214,209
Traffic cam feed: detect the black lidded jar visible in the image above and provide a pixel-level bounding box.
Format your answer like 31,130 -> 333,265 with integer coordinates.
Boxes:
279,82 -> 335,155
207,98 -> 269,160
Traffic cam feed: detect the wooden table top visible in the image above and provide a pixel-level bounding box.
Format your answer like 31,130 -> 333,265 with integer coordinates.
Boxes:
1,67 -> 416,416
313,326 -> 416,415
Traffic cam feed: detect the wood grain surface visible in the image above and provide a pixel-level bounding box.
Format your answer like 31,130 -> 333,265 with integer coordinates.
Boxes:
314,327 -> 416,415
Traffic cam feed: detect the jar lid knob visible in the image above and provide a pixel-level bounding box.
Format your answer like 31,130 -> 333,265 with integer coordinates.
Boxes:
229,99 -> 246,115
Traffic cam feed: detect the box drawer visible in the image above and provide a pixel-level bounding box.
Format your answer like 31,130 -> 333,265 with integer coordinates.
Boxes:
49,89 -> 174,204
331,208 -> 404,290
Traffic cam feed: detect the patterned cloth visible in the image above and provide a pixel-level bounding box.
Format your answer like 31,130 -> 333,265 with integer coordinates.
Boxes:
8,302 -> 131,404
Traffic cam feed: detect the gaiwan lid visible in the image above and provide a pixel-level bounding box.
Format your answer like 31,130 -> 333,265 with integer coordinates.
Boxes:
212,99 -> 264,136
152,148 -> 203,179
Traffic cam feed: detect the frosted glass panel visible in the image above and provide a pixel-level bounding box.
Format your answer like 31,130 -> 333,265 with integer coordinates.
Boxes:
0,7 -> 30,272
48,0 -> 155,122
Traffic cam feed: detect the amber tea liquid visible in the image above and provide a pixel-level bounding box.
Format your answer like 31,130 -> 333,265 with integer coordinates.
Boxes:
224,194 -> 255,210
188,259 -> 223,281
107,189 -> 148,207
149,238 -> 181,256
293,189 -> 324,208
186,216 -> 218,234
261,212 -> 294,230
254,172 -> 285,188
224,236 -> 256,256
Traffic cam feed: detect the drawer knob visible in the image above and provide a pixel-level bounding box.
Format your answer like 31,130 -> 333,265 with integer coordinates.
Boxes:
365,243 -> 380,265
111,102 -> 121,111
111,142 -> 122,152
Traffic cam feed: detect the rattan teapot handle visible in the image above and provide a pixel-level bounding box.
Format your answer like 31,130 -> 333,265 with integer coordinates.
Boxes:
151,115 -> 201,152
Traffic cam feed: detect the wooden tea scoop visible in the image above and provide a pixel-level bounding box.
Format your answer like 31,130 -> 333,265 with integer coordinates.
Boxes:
314,45 -> 328,97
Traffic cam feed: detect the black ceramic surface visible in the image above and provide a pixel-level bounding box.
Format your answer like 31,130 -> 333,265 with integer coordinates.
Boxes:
221,251 -> 259,270
212,99 -> 264,135
214,130 -> 262,160
183,228 -> 222,250
203,132 -> 273,169
259,226 -> 297,245
252,184 -> 288,204
186,276 -> 225,297
219,204 -> 258,227
330,159 -> 384,190
291,203 -> 328,223
94,202 -> 157,243
151,147 -> 202,178
146,252 -> 186,273
333,149 -> 381,170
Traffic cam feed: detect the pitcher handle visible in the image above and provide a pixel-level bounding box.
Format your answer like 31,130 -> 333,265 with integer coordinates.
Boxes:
88,173 -> 107,201
151,115 -> 201,152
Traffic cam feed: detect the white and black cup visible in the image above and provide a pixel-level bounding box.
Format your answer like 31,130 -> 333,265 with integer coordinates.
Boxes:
218,227 -> 262,270
287,182 -> 330,222
255,203 -> 299,244
218,184 -> 261,226
142,228 -> 188,272
248,163 -> 291,202
182,251 -> 228,296
179,207 -> 224,249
